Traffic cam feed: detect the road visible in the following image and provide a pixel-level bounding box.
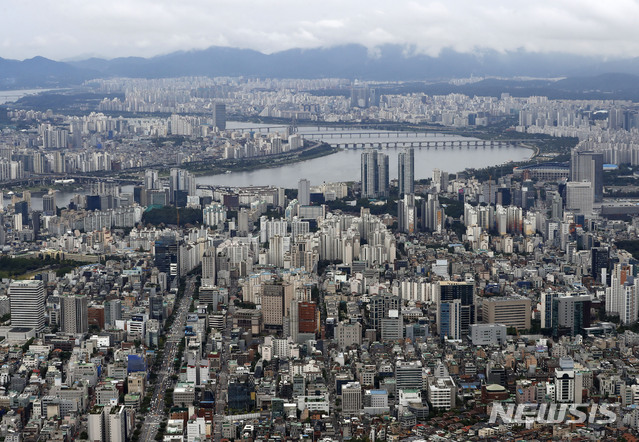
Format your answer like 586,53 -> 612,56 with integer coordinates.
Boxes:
213,304 -> 234,442
140,276 -> 196,442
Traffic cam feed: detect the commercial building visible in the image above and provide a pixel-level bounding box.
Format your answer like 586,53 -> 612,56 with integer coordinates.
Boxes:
428,377 -> 456,410
341,382 -> 362,414
566,181 -> 594,215
297,301 -> 317,334
571,150 -> 603,202
551,294 -> 592,338
336,320 -> 362,350
438,299 -> 462,340
482,297 -> 531,330
9,280 -> 45,333
469,323 -> 507,346
555,369 -> 583,404
396,360 -> 423,391
262,282 -> 293,332
436,281 -> 475,338
591,246 -> 610,284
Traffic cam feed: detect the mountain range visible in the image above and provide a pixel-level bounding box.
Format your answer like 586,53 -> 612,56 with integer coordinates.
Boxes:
3,44 -> 639,97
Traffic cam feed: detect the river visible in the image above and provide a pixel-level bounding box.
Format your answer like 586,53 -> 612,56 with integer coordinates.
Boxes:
0,88 -> 63,105
23,122 -> 532,207
198,122 -> 532,188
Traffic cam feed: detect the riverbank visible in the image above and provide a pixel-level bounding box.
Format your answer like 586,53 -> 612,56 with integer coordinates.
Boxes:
1,182 -> 85,195
182,141 -> 340,177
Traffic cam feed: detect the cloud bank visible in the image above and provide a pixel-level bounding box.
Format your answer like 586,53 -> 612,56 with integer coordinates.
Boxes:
1,0 -> 638,60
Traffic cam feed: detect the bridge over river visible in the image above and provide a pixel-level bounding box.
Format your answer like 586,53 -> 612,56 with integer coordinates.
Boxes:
325,139 -> 520,149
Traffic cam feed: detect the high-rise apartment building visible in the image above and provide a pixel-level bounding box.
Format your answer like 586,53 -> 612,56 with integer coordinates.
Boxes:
9,280 -> 45,332
361,150 -> 389,199
298,179 -> 310,206
422,193 -> 444,233
607,263 -> 638,324
169,168 -> 195,206
105,299 -> 122,327
202,247 -> 216,286
144,169 -> 159,190
61,295 -> 88,335
398,148 -> 414,196
432,168 -> 449,193
397,194 -> 417,234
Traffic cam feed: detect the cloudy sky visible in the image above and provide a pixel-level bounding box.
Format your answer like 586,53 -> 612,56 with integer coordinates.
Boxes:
1,0 -> 638,61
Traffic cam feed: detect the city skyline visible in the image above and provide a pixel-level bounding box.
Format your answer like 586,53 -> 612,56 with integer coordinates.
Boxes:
2,1 -> 639,61
3,2 -> 639,434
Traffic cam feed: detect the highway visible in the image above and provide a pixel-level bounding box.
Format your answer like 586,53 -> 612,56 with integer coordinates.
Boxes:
140,276 -> 196,442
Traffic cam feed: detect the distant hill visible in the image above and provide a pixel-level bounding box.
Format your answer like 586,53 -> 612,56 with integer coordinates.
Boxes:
67,45 -> 612,80
5,44 -> 639,96
66,45 -> 639,80
0,56 -> 97,88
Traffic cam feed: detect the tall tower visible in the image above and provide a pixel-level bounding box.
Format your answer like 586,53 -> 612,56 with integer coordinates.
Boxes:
144,169 -> 159,191
105,299 -> 122,326
213,103 -> 226,131
432,168 -> 448,193
436,281 -> 475,338
565,181 -> 593,215
61,295 -> 88,335
591,246 -> 610,284
398,148 -> 415,196
361,150 -> 389,199
202,247 -> 217,286
298,179 -> 310,206
570,150 -> 603,203
42,192 -> 56,216
9,280 -> 45,332
169,168 -> 195,206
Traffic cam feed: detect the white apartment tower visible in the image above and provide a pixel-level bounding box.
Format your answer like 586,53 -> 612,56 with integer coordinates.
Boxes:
607,263 -> 638,324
